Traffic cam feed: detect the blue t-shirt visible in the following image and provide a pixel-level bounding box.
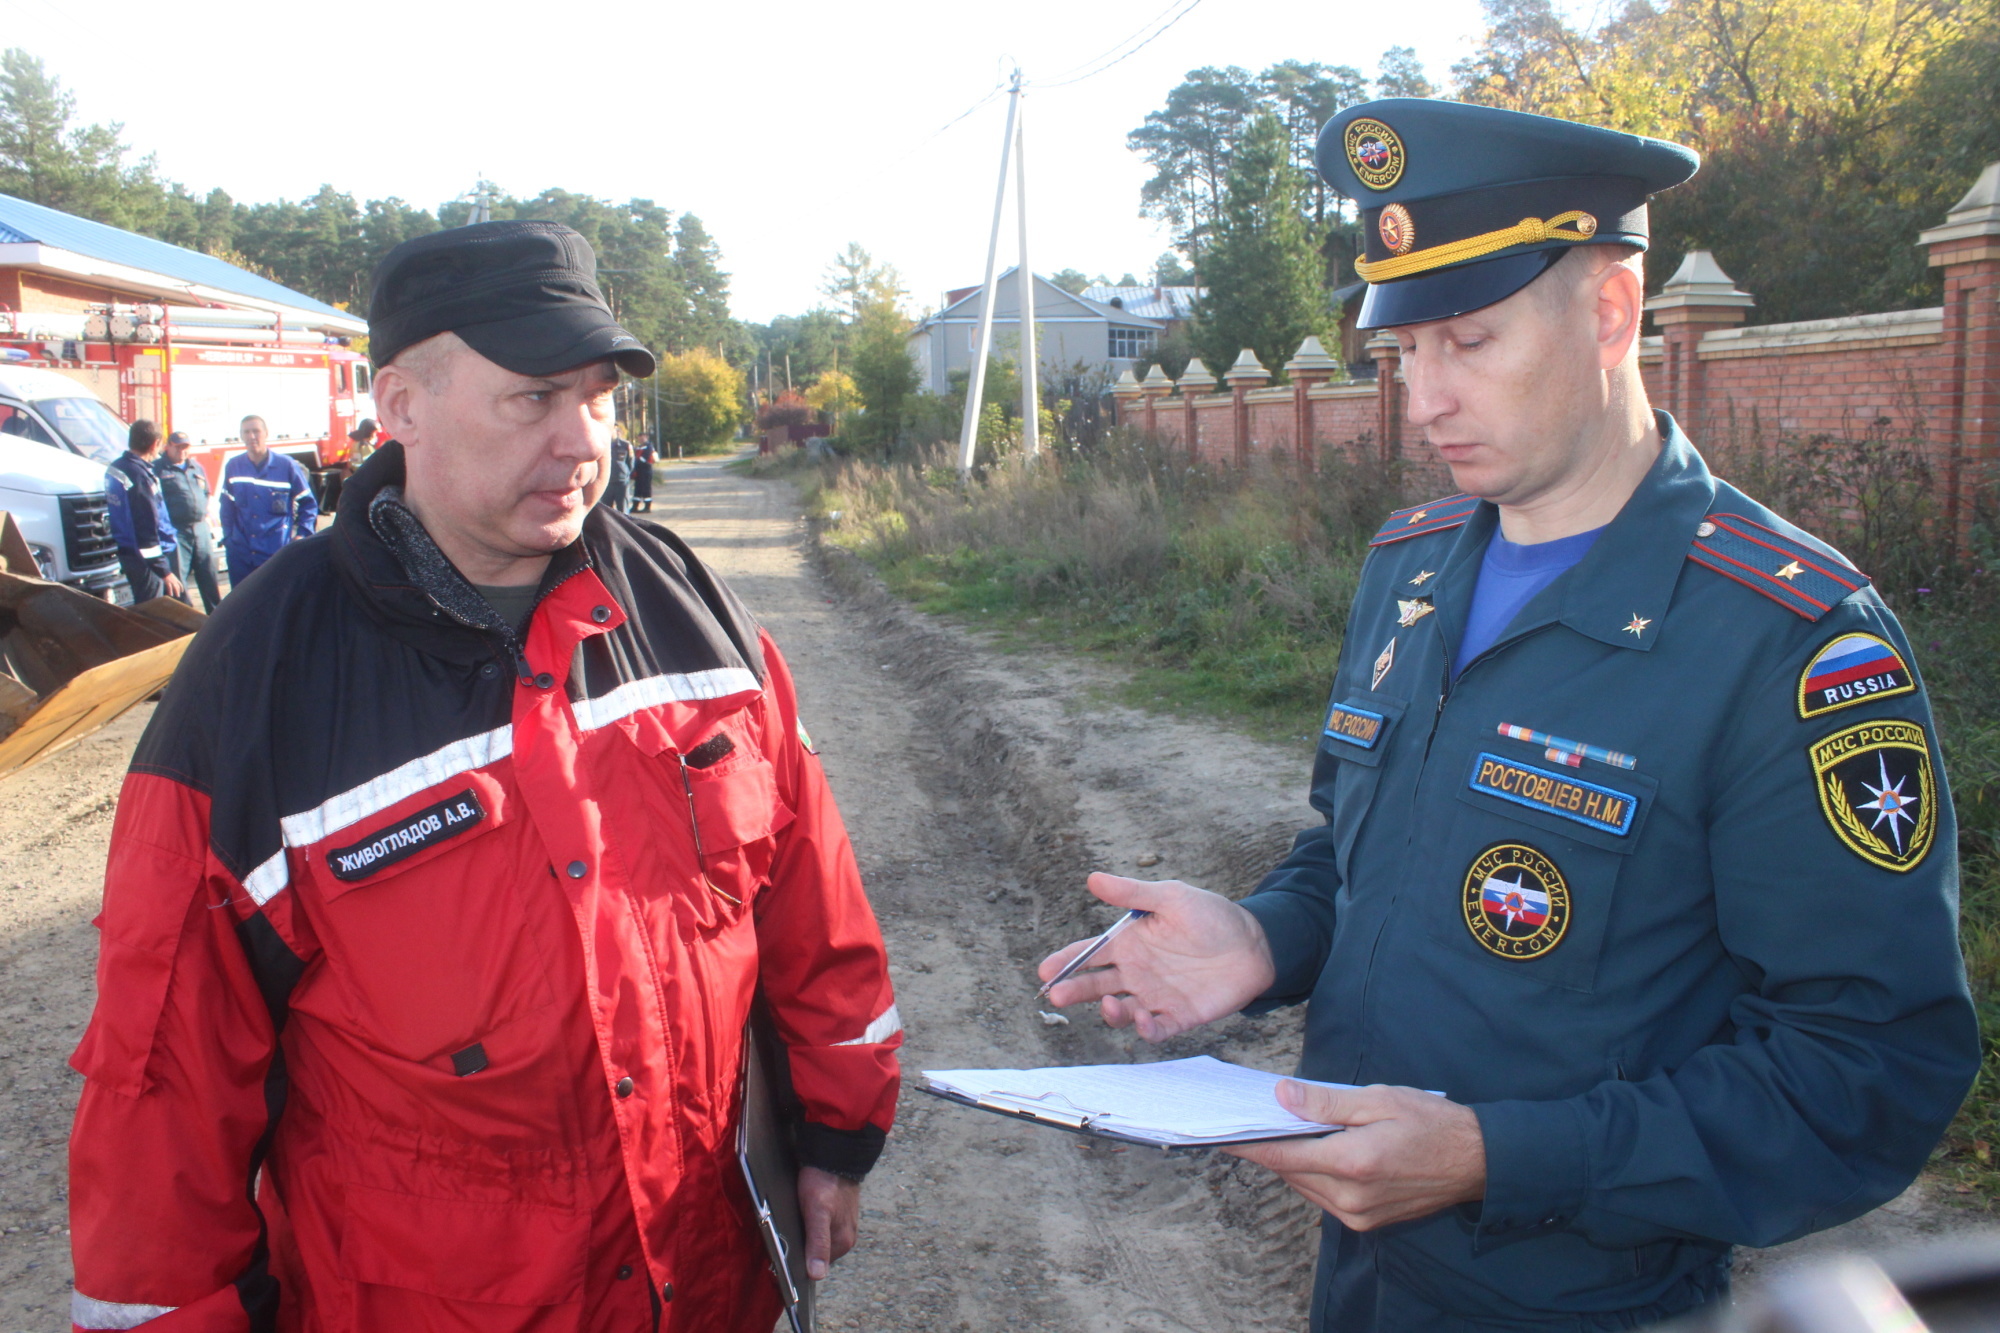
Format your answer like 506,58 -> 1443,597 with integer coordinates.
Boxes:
1453,525 -> 1606,676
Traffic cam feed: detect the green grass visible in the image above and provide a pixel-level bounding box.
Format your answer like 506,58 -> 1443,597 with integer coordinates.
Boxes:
777,432 -> 2000,1202
1901,583 -> 2000,1198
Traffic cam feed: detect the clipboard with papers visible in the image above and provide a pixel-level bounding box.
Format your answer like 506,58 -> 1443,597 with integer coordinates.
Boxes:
920,1055 -> 1354,1150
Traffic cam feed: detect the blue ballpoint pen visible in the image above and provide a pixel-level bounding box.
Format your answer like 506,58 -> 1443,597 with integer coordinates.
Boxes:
1036,908 -> 1152,999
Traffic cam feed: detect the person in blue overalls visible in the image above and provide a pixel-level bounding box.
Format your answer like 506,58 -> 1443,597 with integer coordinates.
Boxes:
219,413 -> 317,586
104,418 -> 185,604
1040,99 -> 1978,1331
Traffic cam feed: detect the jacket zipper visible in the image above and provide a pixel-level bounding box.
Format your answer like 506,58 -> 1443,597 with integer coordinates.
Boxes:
1353,619 -> 1552,1079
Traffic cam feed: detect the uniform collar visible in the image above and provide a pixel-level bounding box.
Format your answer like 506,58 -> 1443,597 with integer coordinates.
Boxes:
1430,411 -> 1711,658
1555,411 -> 1713,651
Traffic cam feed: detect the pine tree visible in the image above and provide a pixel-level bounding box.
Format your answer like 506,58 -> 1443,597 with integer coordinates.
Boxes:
1191,114 -> 1332,380
673,214 -> 733,351
0,49 -> 132,218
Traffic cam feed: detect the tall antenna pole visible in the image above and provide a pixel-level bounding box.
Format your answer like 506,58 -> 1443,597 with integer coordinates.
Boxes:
1014,92 -> 1039,460
958,70 -> 1022,480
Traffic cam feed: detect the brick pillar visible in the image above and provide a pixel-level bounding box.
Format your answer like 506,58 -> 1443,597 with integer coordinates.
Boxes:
1223,349 -> 1270,468
1139,364 -> 1174,435
1110,368 -> 1142,430
1177,358 -> 1218,461
1919,162 -> 2000,543
1642,250 -> 1753,431
1284,336 -> 1340,472
1367,332 -> 1402,462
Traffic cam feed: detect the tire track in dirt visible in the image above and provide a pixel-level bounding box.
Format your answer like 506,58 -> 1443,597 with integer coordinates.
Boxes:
658,456 -> 1325,1331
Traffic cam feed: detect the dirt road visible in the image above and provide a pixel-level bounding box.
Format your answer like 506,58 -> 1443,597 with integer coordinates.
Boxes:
0,453 -> 1989,1331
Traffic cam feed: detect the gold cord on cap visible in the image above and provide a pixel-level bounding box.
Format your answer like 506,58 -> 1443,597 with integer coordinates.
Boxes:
1356,210 -> 1600,282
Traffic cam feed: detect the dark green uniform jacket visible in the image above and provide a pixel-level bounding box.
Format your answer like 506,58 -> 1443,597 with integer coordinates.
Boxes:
1242,414 -> 1978,1325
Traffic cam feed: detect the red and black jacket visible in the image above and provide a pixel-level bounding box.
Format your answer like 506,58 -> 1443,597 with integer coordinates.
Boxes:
68,444 -> 901,1332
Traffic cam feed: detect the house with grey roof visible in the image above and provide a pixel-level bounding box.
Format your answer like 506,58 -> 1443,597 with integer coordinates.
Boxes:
1076,283 -> 1201,324
906,269 -> 1204,395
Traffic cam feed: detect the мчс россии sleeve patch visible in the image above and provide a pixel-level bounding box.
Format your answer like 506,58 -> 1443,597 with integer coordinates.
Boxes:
1809,720 -> 1936,872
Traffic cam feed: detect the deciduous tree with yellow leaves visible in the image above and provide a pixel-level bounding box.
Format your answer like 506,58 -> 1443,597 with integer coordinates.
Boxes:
1453,0 -> 2000,321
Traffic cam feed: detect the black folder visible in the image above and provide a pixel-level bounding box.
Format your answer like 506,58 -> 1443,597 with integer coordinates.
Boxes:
738,1015 -> 815,1333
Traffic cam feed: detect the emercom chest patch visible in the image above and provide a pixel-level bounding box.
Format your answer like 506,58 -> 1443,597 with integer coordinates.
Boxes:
1462,842 -> 1570,960
1324,701 -> 1386,749
1798,632 -> 1916,719
327,789 -> 487,882
1469,753 -> 1638,836
1810,719 -> 1936,872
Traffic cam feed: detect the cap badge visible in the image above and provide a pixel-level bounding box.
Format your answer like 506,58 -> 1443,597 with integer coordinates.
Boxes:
1345,118 -> 1406,191
1379,204 -> 1416,255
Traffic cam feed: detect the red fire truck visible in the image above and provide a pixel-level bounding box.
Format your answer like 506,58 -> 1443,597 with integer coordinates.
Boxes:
0,304 -> 372,495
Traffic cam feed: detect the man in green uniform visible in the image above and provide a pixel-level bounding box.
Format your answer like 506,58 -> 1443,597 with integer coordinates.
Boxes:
1041,99 -> 1979,1330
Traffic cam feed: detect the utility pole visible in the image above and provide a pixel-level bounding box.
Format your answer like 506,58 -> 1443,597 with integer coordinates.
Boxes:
1015,94 -> 1039,460
958,70 -> 1023,480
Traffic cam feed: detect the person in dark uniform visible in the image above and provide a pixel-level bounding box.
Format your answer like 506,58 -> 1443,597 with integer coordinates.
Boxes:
605,432 -> 632,513
104,419 -> 185,604
155,430 -> 221,611
632,432 -> 656,512
1040,99 -> 1978,1331
318,418 -> 379,517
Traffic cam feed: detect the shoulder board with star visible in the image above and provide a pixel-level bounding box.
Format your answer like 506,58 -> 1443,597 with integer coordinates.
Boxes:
1686,512 -> 1870,620
1370,494 -> 1481,547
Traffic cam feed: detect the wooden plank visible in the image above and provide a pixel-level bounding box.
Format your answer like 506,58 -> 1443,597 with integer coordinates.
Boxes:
0,636 -> 190,782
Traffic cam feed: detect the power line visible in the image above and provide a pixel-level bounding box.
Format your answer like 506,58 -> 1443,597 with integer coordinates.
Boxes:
1041,0 -> 1187,84
928,80 -> 1010,140
1035,0 -> 1206,90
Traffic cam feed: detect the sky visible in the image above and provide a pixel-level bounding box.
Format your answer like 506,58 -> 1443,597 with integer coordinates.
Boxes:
0,0 -> 1490,323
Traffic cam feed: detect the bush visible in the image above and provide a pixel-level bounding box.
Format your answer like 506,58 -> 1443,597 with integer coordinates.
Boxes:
655,349 -> 747,454
756,392 -> 815,433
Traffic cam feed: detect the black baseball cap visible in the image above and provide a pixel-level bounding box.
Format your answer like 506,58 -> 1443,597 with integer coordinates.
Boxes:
367,221 -> 656,377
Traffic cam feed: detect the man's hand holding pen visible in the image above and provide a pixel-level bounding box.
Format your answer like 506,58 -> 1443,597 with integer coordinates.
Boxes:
1036,873 -> 1487,1230
1034,873 -> 1278,1042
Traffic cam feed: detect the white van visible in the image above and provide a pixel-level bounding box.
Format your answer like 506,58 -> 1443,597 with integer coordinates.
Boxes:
0,364 -> 127,596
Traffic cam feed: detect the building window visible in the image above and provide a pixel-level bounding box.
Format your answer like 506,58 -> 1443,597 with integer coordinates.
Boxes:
1108,326 -> 1155,360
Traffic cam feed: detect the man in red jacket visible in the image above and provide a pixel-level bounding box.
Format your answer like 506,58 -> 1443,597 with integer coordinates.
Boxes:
66,220 -> 902,1332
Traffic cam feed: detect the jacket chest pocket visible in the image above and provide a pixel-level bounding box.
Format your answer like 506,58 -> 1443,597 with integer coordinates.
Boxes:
1317,689 -> 1406,888
682,741 -> 791,923
619,710 -> 795,931
300,772 -> 557,1058
1420,749 -> 1658,994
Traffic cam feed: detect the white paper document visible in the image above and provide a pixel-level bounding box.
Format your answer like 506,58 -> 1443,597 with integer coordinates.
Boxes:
921,1055 -> 1353,1147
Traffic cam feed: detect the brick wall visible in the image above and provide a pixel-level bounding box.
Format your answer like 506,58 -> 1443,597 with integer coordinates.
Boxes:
1113,163 -> 2000,528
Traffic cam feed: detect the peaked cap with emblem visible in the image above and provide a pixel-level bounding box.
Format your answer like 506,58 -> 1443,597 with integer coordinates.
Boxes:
1317,99 -> 1701,329
369,220 -> 657,378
